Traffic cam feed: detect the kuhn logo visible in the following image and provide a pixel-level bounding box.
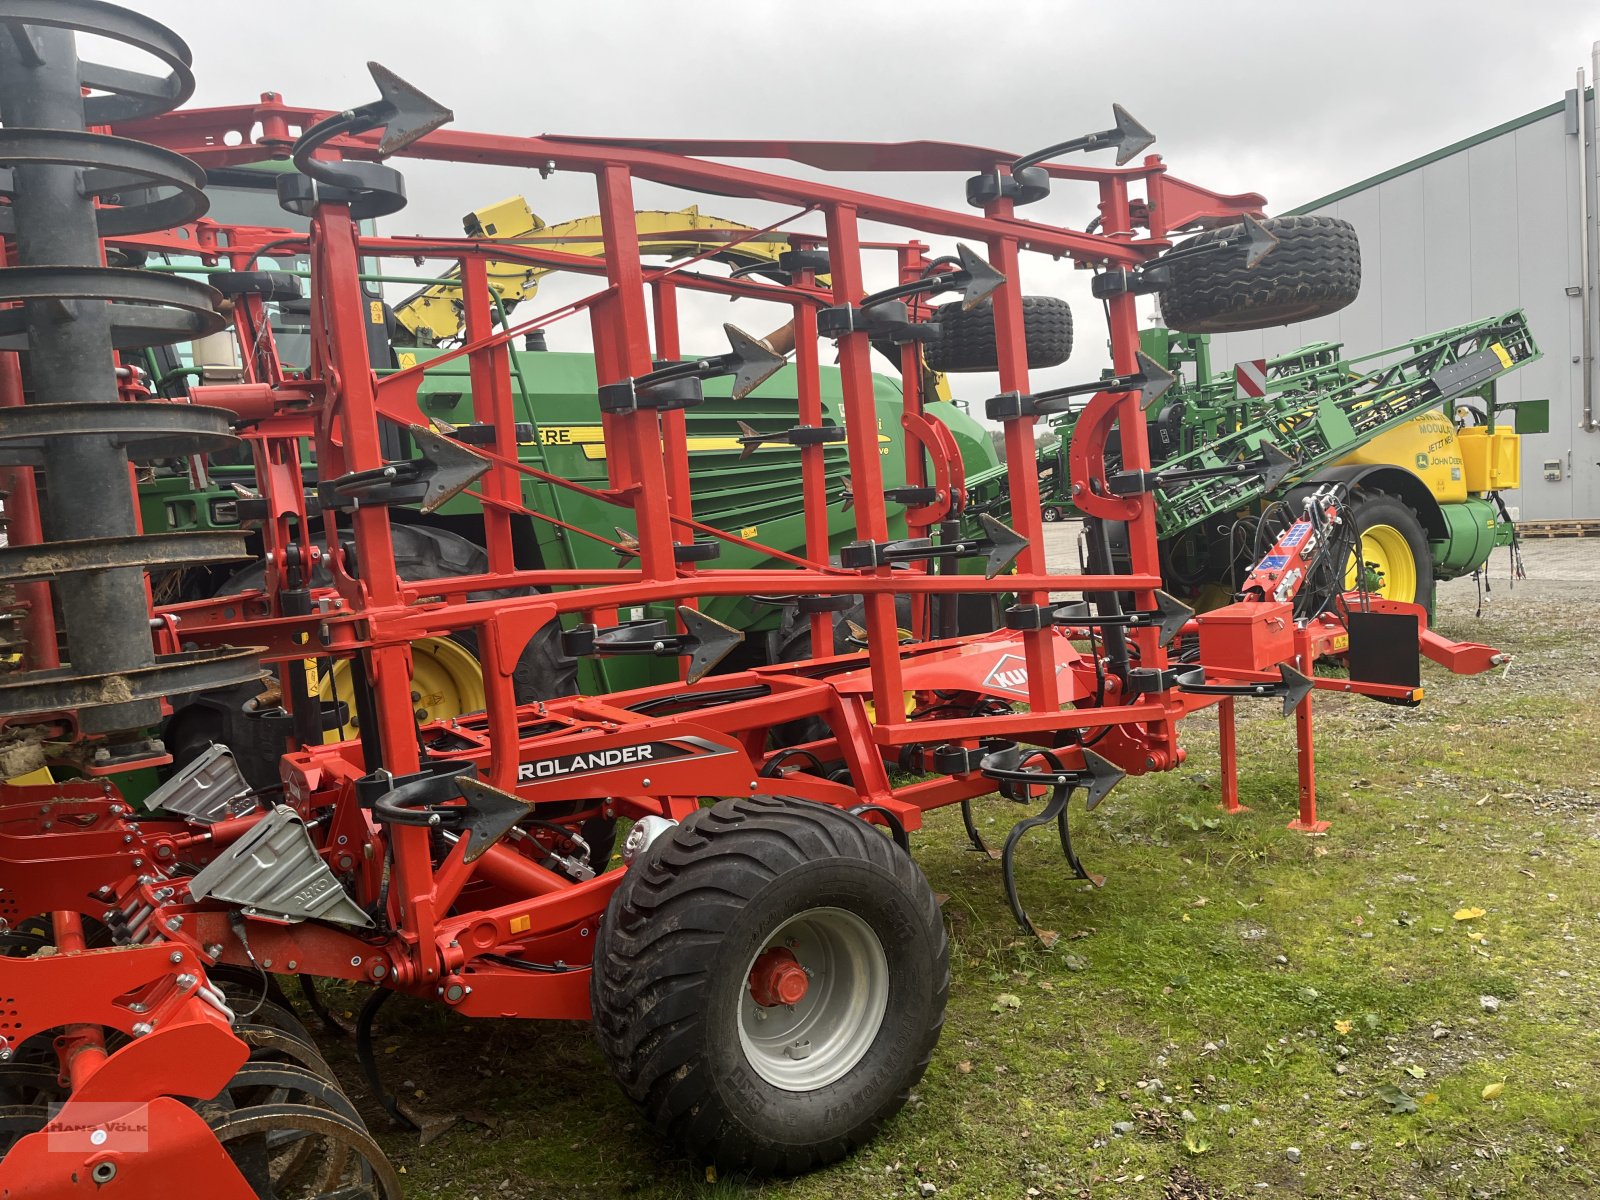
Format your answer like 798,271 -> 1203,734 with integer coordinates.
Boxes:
982,654 -> 1030,694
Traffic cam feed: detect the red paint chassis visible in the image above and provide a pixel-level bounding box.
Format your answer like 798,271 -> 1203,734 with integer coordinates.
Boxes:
0,90 -> 1507,1194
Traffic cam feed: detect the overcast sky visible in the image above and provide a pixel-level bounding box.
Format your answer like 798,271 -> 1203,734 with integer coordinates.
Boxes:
120,1 -> 1599,384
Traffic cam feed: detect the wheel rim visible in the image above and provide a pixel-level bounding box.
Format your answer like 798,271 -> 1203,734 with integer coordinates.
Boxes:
737,906 -> 889,1092
319,635 -> 485,741
1042,507 -> 1061,522
1345,523 -> 1417,603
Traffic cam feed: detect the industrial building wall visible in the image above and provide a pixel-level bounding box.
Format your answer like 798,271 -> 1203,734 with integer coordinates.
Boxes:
1206,94 -> 1600,521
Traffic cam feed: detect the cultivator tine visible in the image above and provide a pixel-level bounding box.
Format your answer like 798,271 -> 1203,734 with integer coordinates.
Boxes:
356,988 -> 415,1131
408,423 -> 493,512
1277,662 -> 1315,716
723,322 -> 789,399
1239,213 -> 1281,268
679,605 -> 743,682
1256,439 -> 1298,491
1014,103 -> 1157,172
977,512 -> 1028,579
953,243 -> 1006,309
999,783 -> 1072,946
364,62 -> 455,156
736,420 -> 763,459
454,775 -> 535,862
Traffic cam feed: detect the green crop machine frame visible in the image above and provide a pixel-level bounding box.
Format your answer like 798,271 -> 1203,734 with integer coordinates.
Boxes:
1010,311 -> 1547,615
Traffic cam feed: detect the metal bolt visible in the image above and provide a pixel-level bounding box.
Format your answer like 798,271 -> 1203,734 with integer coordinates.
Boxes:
640,778 -> 650,787
131,858 -> 143,868
351,956 -> 364,967
165,916 -> 183,931
286,960 -> 297,971
261,958 -> 272,969
175,974 -> 196,990
205,944 -> 223,960
370,964 -> 387,980
131,1022 -> 153,1037
168,951 -> 183,965
156,844 -> 173,859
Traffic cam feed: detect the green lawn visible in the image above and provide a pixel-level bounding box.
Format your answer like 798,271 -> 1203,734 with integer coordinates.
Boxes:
332,577 -> 1600,1199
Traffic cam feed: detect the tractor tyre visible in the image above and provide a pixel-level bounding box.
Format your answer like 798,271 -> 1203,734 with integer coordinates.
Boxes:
1157,215 -> 1360,334
1343,491 -> 1435,619
923,295 -> 1073,373
591,795 -> 949,1175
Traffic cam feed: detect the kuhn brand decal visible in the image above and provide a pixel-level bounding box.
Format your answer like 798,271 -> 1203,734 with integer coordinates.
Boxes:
517,736 -> 728,783
980,653 -> 1066,696
982,653 -> 1030,694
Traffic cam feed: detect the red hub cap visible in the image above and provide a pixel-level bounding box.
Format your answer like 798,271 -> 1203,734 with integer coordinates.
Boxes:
748,946 -> 809,1007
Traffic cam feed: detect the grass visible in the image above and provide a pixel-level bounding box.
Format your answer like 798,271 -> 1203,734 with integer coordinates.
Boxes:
309,577 -> 1600,1199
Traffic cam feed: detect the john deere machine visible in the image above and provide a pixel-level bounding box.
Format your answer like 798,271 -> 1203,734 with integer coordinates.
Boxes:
1018,312 -> 1544,616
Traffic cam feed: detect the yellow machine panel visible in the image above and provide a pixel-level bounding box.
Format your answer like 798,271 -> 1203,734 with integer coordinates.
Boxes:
1457,426 -> 1520,492
1335,412 -> 1466,503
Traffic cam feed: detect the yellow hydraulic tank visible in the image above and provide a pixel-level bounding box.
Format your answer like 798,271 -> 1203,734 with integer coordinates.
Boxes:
1335,411 -> 1466,503
1457,426 -> 1520,491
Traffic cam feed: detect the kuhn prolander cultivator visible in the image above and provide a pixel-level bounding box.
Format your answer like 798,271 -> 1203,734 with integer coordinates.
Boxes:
0,3 -> 1511,1192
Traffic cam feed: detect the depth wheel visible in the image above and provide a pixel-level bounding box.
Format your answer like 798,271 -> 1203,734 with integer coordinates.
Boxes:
591,795 -> 949,1175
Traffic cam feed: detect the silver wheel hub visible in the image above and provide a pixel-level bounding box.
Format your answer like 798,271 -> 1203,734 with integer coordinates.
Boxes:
736,906 -> 890,1092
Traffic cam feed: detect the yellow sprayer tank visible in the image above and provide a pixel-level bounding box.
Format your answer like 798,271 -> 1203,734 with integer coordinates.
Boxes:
1335,411 -> 1521,497
1335,411 -> 1467,503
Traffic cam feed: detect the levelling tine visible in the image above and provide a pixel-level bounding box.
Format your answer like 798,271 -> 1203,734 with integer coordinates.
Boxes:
1056,799 -> 1106,888
959,798 -> 993,856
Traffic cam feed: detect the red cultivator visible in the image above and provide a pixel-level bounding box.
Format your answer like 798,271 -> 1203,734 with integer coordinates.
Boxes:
0,3 -> 1510,1192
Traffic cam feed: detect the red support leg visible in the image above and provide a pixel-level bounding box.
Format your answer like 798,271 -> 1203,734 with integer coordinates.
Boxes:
1286,631 -> 1329,833
1217,697 -> 1247,814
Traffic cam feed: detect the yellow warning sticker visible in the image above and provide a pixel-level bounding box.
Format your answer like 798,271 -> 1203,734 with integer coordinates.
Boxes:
397,352 -> 417,369
1490,342 -> 1513,369
370,300 -> 385,325
740,526 -> 759,540
509,915 -> 532,935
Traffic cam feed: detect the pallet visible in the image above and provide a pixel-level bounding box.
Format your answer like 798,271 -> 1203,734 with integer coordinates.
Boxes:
1517,519 -> 1600,538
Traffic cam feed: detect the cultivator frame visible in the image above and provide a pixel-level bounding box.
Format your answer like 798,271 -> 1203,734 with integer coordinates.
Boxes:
0,5 -> 1513,1191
